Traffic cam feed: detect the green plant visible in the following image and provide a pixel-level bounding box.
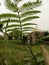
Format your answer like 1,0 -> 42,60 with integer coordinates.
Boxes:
0,0 -> 42,65
0,0 -> 42,40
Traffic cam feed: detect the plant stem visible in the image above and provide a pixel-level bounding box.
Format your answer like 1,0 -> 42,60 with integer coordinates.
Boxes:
17,10 -> 22,40
27,45 -> 38,65
15,2 -> 22,40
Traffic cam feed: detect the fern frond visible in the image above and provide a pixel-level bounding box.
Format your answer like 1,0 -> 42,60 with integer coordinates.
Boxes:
20,1 -> 42,12
21,16 -> 39,22
22,28 -> 35,32
21,10 -> 41,18
23,27 -> 35,30
14,0 -> 22,3
2,24 -> 20,29
22,23 -> 37,26
23,31 -> 32,35
0,19 -> 20,24
0,13 -> 18,19
6,28 -> 20,32
5,0 -> 18,12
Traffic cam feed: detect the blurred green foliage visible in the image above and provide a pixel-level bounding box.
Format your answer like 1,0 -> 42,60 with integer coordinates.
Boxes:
0,40 -> 46,65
